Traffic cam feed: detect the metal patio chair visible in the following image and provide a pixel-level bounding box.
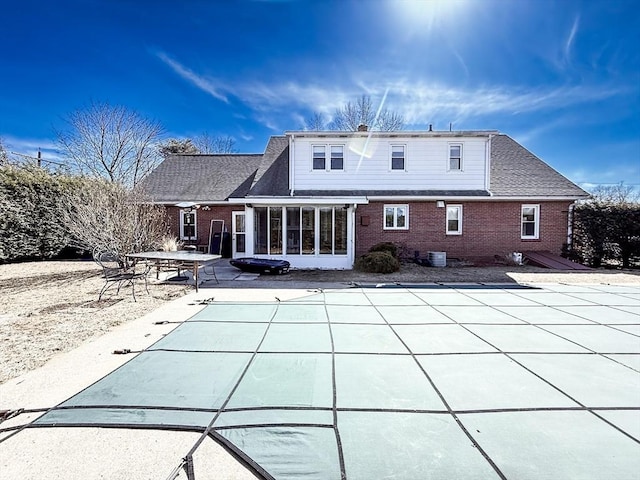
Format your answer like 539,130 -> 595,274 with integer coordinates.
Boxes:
94,249 -> 150,301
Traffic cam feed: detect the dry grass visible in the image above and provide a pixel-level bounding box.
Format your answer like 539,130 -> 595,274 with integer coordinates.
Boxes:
1,259 -> 638,384
0,261 -> 189,383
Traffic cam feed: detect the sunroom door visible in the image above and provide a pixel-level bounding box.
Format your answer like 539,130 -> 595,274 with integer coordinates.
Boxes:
232,211 -> 246,258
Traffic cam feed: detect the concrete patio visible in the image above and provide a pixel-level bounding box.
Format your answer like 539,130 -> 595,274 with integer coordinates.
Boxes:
1,282 -> 638,479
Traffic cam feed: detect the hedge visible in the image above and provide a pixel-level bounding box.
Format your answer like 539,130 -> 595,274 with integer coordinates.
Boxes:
0,166 -> 85,262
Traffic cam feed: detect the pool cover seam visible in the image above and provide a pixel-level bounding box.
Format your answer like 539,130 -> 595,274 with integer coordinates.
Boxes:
366,289 -> 509,480
179,300 -> 285,480
324,289 -> 348,480
424,293 -> 640,446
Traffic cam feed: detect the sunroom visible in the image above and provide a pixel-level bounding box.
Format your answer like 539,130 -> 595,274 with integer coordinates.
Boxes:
229,197 -> 367,269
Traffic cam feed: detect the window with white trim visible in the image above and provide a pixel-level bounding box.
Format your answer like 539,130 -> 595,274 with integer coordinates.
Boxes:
384,205 -> 408,230
446,205 -> 462,235
521,204 -> 540,239
180,210 -> 197,241
313,144 -> 344,171
312,145 -> 326,170
254,206 -> 348,256
448,143 -> 462,171
330,145 -> 344,170
390,145 -> 405,171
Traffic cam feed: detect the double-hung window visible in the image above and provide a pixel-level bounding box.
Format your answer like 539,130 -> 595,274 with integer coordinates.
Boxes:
384,205 -> 408,230
390,145 -> 405,171
448,143 -> 462,171
313,145 -> 344,171
521,204 -> 540,239
180,210 -> 197,241
312,146 -> 326,170
446,205 -> 462,235
330,146 -> 344,170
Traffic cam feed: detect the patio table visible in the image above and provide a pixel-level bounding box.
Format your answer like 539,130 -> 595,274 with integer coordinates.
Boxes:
127,251 -> 221,292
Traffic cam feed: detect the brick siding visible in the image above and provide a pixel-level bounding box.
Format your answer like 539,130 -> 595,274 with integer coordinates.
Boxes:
166,205 -> 243,251
355,201 -> 573,260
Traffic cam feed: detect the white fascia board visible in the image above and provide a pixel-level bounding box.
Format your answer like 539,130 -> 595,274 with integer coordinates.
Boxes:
475,196 -> 587,202
284,130 -> 498,138
150,200 -> 230,206
366,195 -> 585,202
367,195 -> 491,201
229,196 -> 369,205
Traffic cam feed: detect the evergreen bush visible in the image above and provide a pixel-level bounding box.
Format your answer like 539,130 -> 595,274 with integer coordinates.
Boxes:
354,251 -> 400,273
368,242 -> 398,258
0,165 -> 84,262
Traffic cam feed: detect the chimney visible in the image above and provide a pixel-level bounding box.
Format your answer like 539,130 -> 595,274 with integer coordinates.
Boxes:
357,124 -> 368,132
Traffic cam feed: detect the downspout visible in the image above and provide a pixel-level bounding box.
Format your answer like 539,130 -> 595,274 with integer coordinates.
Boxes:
566,202 -> 576,257
350,203 -> 357,268
485,134 -> 493,194
289,134 -> 295,196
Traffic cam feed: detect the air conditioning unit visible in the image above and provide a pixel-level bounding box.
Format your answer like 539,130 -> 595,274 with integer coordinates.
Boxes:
427,251 -> 447,267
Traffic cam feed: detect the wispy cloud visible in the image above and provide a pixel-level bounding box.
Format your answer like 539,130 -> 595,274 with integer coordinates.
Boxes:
153,52 -> 628,132
234,79 -> 625,129
564,15 -> 580,66
155,51 -> 228,103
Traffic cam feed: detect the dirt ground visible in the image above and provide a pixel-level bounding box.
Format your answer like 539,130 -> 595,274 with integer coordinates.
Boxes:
1,260 -> 638,384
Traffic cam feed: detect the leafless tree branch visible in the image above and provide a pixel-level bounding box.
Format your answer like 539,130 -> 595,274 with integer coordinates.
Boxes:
56,101 -> 164,186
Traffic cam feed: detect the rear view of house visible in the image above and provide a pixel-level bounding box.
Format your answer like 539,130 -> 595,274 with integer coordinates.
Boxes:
141,129 -> 589,269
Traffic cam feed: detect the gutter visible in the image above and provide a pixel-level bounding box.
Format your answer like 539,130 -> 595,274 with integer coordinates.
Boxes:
228,196 -> 369,205
289,133 -> 295,196
486,134 -> 494,196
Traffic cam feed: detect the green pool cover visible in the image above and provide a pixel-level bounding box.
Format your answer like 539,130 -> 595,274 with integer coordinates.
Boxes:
28,285 -> 640,480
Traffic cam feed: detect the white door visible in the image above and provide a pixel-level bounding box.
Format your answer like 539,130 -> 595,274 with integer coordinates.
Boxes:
232,211 -> 246,258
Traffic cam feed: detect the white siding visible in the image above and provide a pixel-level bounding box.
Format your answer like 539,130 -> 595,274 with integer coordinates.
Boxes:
291,136 -> 488,191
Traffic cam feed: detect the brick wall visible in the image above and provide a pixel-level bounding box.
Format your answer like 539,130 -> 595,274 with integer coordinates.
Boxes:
166,205 -> 243,250
355,201 -> 573,260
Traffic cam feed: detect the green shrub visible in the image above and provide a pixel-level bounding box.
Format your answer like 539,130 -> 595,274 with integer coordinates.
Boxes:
354,251 -> 400,273
0,165 -> 85,262
368,242 -> 398,258
572,202 -> 640,268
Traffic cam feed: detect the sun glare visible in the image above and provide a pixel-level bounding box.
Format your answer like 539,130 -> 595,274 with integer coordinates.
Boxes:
393,0 -> 469,31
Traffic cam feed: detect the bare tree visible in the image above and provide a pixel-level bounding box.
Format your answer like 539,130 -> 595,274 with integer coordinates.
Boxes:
589,182 -> 640,204
62,179 -> 169,256
57,102 -> 164,186
330,95 -> 404,131
193,133 -> 237,153
0,138 -> 8,165
158,138 -> 200,158
303,112 -> 328,131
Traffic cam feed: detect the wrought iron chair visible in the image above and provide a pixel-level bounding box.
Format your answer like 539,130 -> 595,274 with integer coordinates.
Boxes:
94,249 -> 150,301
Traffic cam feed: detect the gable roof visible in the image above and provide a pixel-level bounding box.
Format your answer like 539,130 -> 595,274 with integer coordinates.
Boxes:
141,132 -> 588,203
489,134 -> 589,198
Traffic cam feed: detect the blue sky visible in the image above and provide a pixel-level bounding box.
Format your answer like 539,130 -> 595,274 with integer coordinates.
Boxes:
1,0 -> 638,191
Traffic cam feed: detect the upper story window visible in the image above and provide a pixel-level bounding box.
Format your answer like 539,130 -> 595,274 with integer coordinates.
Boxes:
446,205 -> 462,235
390,145 -> 405,171
384,204 -> 408,230
521,204 -> 540,239
330,146 -> 344,170
313,144 -> 344,171
312,145 -> 326,170
448,143 -> 463,171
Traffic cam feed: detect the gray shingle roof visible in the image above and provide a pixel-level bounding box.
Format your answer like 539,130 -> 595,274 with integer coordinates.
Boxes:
140,154 -> 264,203
489,134 -> 589,198
247,136 -> 290,197
141,133 -> 588,202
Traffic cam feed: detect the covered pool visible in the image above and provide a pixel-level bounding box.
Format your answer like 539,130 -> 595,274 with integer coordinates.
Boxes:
25,284 -> 640,479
